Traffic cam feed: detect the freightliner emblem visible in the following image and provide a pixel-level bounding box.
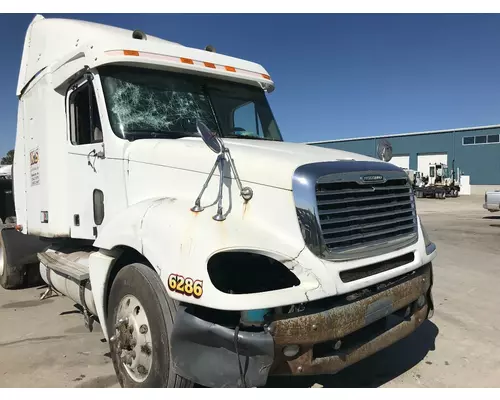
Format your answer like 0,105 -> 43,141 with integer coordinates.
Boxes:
361,174 -> 384,182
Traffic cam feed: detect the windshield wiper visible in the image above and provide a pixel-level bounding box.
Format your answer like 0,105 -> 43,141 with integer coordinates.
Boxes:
126,131 -> 200,141
223,134 -> 279,141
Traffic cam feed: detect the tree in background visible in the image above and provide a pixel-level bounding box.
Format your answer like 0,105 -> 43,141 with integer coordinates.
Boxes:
1,150 -> 14,165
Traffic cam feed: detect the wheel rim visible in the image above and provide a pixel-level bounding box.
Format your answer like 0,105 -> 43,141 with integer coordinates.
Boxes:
113,295 -> 153,383
0,244 -> 4,276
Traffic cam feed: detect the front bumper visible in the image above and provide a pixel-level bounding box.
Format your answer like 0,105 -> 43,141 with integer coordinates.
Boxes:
171,263 -> 434,387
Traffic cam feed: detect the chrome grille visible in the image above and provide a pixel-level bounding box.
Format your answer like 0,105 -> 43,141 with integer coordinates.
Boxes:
315,174 -> 417,258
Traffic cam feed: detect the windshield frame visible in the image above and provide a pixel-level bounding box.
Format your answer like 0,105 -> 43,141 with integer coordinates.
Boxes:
97,64 -> 284,142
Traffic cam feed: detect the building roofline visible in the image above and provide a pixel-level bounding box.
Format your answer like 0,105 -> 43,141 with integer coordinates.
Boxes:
306,123 -> 500,145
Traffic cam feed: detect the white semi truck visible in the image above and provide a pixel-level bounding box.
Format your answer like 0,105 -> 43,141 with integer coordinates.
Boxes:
1,15 -> 437,388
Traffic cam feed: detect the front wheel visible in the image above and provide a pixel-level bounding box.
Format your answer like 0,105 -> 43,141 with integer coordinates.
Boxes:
107,263 -> 193,388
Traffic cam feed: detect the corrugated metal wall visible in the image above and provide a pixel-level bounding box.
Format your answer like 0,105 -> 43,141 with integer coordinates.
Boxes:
310,127 -> 500,185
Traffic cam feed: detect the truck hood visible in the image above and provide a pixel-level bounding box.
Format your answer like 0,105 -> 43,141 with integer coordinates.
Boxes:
125,137 -> 381,190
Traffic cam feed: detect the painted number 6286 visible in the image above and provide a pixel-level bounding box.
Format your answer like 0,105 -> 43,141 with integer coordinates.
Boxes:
167,274 -> 203,299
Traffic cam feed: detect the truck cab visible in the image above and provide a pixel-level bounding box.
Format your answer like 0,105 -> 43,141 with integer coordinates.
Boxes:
5,15 -> 437,388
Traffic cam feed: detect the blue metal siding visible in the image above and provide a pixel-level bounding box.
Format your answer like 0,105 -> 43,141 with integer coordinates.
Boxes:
312,127 -> 500,185
453,128 -> 500,185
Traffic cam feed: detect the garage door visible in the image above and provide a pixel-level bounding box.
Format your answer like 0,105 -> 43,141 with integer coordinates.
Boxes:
417,153 -> 448,176
389,155 -> 410,169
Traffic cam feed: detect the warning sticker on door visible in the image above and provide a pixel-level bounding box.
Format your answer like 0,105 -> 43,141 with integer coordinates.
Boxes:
30,147 -> 40,186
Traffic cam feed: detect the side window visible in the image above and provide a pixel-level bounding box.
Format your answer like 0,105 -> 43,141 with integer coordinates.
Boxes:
69,82 -> 102,145
233,102 -> 264,138
463,136 -> 474,145
475,135 -> 486,144
429,166 -> 435,178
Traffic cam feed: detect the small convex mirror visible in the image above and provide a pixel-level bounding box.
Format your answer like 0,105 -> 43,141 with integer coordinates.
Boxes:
196,121 -> 223,154
377,139 -> 393,162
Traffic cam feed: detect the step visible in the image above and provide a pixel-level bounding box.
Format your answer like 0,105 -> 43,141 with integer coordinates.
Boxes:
38,251 -> 90,282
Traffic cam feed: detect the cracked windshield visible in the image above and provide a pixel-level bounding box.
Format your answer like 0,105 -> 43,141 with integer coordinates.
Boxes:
99,65 -> 283,141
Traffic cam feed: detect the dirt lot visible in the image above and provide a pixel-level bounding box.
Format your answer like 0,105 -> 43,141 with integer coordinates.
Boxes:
1,195 -> 499,388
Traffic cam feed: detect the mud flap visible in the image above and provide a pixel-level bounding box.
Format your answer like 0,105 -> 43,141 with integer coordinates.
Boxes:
170,305 -> 274,388
1,227 -> 49,267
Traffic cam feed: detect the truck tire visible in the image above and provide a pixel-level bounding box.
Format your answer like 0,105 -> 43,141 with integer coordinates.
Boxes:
0,231 -> 26,289
107,263 -> 193,388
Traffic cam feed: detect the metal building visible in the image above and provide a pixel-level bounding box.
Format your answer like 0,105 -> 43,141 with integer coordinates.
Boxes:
308,124 -> 500,195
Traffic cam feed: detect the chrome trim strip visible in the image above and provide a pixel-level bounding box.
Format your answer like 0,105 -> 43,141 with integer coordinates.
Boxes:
292,161 -> 418,261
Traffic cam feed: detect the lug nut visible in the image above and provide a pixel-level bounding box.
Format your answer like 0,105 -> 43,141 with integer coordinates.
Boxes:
116,317 -> 129,329
297,366 -> 303,373
139,324 -> 148,334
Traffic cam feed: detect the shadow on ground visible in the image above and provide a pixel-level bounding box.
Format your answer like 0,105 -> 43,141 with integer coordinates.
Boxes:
482,215 -> 500,227
265,320 -> 439,388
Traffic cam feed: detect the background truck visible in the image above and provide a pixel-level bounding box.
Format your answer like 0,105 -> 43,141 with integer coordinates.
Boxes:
413,162 -> 460,199
1,15 -> 437,388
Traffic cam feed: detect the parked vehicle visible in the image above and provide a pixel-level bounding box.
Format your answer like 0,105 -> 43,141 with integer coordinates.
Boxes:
412,163 -> 460,199
483,190 -> 500,212
1,15 -> 437,388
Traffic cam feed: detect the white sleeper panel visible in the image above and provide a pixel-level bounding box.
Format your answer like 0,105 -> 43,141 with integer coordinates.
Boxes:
389,155 -> 410,169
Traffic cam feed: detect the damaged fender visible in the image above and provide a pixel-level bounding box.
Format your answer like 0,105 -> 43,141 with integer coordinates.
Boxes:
90,187 -> 331,318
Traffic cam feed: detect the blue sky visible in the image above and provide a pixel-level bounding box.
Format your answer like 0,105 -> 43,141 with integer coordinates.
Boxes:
2,13 -> 500,157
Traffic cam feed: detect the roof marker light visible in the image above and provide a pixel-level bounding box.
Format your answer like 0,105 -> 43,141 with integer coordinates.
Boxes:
123,50 -> 139,56
105,50 -> 273,83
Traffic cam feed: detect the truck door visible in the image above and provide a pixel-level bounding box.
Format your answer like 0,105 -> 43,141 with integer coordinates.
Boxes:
66,78 -> 106,240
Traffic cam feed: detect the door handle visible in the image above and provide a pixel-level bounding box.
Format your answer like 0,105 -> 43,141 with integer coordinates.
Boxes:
86,148 -> 105,172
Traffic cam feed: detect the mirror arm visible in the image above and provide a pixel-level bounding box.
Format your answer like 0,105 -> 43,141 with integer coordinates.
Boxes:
213,157 -> 226,221
191,153 -> 223,213
192,120 -> 253,221
225,148 -> 254,202
224,149 -> 242,192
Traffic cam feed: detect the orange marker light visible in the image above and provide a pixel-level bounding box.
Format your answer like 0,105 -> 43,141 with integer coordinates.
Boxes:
123,50 -> 140,56
225,66 -> 236,72
262,74 -> 271,80
180,57 -> 194,64
204,62 -> 216,68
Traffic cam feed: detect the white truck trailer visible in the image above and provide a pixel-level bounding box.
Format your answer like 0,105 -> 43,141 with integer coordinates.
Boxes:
1,15 -> 437,388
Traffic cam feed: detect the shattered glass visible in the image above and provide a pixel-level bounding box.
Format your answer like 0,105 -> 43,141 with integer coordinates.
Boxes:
99,65 -> 283,141
102,76 -> 216,137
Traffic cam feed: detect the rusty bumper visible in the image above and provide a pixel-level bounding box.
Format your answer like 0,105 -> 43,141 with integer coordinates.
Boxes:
269,264 -> 433,376
171,264 -> 433,387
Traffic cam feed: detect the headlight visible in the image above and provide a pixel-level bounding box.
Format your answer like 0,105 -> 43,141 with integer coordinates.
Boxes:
421,220 -> 436,255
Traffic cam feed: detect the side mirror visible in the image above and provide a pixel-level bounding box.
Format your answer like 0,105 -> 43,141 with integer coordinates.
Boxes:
377,139 -> 393,162
191,120 -> 253,221
196,121 -> 223,154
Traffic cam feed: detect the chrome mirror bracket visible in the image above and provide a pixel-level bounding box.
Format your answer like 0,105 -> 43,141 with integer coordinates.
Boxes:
191,148 -> 253,222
